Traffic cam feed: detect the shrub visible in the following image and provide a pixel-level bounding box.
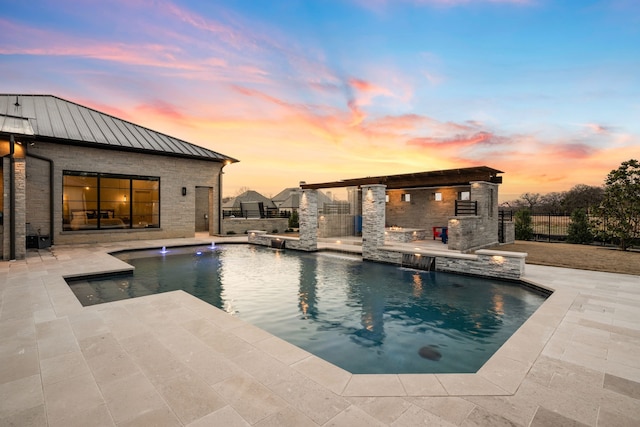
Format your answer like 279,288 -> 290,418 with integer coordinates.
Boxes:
514,209 -> 534,240
566,208 -> 594,244
288,210 -> 299,229
272,229 -> 279,233
226,230 -> 236,235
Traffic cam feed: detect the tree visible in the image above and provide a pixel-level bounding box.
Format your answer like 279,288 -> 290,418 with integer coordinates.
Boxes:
596,159 -> 640,250
520,192 -> 541,211
288,210 -> 299,229
562,184 -> 604,214
566,208 -> 594,244
515,209 -> 534,240
539,192 -> 565,214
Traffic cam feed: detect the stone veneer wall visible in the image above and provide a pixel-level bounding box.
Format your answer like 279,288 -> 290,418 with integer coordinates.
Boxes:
384,228 -> 429,243
376,247 -> 526,280
362,185 -> 386,260
13,158 -> 26,260
247,234 -> 526,280
447,181 -> 500,252
222,218 -> 289,235
296,189 -> 318,251
385,186 -> 468,230
434,249 -> 525,279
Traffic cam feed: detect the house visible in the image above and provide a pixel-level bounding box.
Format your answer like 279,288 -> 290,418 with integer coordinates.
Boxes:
222,190 -> 277,218
272,187 -> 336,215
0,94 -> 238,260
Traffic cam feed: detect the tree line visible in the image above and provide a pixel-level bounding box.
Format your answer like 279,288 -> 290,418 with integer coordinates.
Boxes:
505,159 -> 640,251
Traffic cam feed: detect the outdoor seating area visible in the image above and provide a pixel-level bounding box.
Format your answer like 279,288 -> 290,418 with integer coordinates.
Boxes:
1,235 -> 638,426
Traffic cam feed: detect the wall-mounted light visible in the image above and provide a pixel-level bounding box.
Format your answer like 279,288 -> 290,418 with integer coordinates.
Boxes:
182,187 -> 187,196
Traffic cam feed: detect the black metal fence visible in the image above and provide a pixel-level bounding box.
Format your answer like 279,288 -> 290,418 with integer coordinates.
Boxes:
500,209 -> 610,243
223,208 -> 290,219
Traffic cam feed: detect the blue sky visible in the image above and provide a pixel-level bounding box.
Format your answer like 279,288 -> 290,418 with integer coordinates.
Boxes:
1,0 -> 639,200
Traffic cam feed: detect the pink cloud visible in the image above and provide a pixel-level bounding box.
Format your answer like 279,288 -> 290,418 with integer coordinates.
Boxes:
543,143 -> 597,159
583,123 -> 611,134
407,131 -> 494,149
135,100 -> 187,122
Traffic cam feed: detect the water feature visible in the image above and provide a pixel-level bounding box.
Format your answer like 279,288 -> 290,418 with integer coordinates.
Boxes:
66,244 -> 548,374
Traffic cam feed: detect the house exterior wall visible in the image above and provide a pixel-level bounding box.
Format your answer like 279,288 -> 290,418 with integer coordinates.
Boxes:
385,186 -> 469,231
1,158 -> 6,259
26,155 -> 51,236
24,142 -> 224,246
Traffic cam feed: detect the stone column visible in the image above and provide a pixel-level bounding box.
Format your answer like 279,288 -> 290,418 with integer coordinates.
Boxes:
14,157 -> 26,260
298,189 -> 318,251
469,180 -> 499,247
362,184 -> 386,259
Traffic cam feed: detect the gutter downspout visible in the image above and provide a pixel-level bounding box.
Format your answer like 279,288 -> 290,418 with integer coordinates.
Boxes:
26,151 -> 55,245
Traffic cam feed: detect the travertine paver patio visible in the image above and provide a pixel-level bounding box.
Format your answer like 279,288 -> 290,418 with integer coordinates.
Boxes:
1,236 -> 639,426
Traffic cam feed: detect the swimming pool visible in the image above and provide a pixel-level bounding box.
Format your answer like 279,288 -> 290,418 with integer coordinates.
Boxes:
67,244 -> 548,374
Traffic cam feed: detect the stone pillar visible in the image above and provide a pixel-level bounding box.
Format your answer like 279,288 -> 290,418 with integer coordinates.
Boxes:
470,181 -> 499,219
467,181 -> 500,249
298,189 -> 318,251
362,184 -> 386,259
14,157 -> 26,260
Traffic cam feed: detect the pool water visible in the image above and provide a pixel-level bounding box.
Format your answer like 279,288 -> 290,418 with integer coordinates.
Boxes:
67,244 -> 548,374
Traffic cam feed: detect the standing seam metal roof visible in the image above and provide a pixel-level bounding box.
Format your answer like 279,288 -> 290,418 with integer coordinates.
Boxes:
0,94 -> 238,163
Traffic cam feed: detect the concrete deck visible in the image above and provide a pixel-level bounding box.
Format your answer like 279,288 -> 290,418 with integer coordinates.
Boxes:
1,236 -> 639,426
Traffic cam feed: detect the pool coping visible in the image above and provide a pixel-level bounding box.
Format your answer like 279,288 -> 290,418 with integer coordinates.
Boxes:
4,235 -> 640,426
59,238 -> 565,398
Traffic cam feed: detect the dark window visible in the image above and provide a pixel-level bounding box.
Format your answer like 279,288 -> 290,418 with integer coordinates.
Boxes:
63,171 -> 160,231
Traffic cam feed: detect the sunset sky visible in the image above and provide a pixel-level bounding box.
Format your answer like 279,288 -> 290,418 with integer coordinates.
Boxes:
2,0 -> 639,202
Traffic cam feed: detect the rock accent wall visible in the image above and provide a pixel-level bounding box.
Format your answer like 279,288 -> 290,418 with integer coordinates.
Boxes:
297,189 -> 318,251
435,249 -> 526,279
362,185 -> 386,260
447,181 -> 500,252
13,158 -> 26,260
222,218 -> 289,235
377,247 -> 526,280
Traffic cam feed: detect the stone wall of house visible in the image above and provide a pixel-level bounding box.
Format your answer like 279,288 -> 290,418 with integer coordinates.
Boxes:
385,186 -> 469,230
1,158 -> 6,259
24,142 -> 224,246
25,155 -> 51,237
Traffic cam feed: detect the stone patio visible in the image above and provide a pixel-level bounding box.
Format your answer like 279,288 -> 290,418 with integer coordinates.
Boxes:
1,236 -> 639,426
